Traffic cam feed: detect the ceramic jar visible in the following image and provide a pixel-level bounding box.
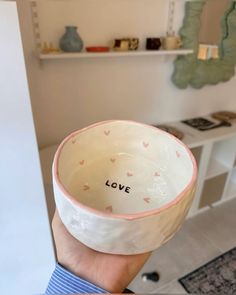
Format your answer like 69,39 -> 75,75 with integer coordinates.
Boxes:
146,38 -> 162,50
59,26 -> 83,52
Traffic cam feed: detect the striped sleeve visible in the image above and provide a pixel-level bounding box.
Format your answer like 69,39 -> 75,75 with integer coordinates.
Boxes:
45,263 -> 109,294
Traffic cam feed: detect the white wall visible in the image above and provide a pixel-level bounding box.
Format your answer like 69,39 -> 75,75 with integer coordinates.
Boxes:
18,0 -> 236,148
0,2 -> 55,294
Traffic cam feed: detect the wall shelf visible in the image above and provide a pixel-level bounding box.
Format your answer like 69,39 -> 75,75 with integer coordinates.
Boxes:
38,49 -> 194,60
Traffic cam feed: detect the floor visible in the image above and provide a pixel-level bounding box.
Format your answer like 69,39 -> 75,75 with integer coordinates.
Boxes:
128,197 -> 236,293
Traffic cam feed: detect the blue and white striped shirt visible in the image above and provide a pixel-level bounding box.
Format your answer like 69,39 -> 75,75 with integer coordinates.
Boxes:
46,263 -> 109,294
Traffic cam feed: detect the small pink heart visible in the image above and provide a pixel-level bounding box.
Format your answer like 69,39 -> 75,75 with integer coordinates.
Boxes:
110,158 -> 116,163
79,160 -> 85,165
144,197 -> 151,203
127,172 -> 133,177
72,139 -> 76,144
104,130 -> 110,136
143,142 -> 149,148
105,205 -> 113,213
176,151 -> 181,158
83,184 -> 90,191
154,172 -> 160,177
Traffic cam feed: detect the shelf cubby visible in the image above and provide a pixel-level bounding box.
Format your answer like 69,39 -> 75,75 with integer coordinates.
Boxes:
199,173 -> 228,209
205,137 -> 236,179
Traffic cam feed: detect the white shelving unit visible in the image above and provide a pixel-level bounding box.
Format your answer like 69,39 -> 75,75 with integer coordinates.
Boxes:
39,49 -> 193,60
166,114 -> 236,216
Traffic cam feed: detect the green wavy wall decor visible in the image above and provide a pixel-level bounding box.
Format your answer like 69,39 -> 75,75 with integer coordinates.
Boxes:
172,1 -> 236,89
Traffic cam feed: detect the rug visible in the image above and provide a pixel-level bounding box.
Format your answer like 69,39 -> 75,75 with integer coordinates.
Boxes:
178,247 -> 236,294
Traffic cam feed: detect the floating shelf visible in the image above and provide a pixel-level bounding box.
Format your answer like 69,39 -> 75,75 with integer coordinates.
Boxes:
205,158 -> 230,180
39,49 -> 194,60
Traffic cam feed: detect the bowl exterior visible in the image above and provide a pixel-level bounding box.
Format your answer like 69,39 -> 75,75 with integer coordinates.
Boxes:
53,173 -> 196,255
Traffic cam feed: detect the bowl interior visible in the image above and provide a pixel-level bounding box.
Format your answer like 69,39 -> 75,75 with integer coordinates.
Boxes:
55,121 -> 195,215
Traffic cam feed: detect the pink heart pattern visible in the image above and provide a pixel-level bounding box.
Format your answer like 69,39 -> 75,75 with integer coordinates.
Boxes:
127,172 -> 133,177
104,130 -> 110,136
143,142 -> 149,148
83,184 -> 90,191
105,205 -> 113,213
143,197 -> 151,203
154,172 -> 160,177
79,160 -> 85,165
110,158 -> 116,163
176,151 -> 181,158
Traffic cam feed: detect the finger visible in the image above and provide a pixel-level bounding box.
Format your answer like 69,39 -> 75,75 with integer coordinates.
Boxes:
52,209 -> 67,235
52,209 -> 59,230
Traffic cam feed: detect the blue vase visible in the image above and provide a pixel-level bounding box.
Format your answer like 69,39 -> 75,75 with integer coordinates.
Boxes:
59,26 -> 83,52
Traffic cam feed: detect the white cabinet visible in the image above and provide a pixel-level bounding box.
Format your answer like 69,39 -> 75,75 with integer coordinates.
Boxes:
167,116 -> 236,216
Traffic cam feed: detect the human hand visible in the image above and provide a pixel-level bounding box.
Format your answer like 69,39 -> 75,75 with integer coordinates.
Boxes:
52,210 -> 151,293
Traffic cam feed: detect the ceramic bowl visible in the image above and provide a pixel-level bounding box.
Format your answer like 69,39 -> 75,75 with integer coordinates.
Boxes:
52,120 -> 197,255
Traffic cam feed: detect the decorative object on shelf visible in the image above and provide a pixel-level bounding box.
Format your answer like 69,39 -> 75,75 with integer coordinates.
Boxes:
86,46 -> 110,53
113,39 -> 129,51
182,117 -> 231,131
127,38 -> 139,50
172,1 -> 236,89
146,38 -> 162,50
198,44 -> 219,60
182,117 -> 215,130
41,42 -> 61,54
41,42 -> 50,54
199,121 -> 232,131
52,120 -> 197,254
155,124 -> 184,140
211,111 -> 236,123
162,34 -> 182,50
59,26 -> 83,52
112,38 -> 139,51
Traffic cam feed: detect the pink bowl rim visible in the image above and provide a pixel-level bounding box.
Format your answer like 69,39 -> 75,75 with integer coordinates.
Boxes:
53,120 -> 197,220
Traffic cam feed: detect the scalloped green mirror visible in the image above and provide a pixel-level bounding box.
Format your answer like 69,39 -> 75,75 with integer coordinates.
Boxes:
172,0 -> 236,89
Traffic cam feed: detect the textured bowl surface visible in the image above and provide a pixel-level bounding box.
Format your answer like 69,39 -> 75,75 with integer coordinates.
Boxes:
53,120 -> 197,254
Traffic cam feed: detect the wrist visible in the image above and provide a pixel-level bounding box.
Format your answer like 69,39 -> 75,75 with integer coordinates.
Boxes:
58,259 -> 126,293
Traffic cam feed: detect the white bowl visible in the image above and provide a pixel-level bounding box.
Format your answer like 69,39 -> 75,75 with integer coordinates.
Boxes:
53,120 -> 197,255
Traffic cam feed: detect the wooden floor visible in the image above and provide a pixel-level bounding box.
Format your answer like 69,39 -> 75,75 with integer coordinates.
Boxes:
128,198 -> 236,293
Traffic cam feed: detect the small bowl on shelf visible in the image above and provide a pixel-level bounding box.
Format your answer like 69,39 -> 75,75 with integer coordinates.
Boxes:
53,120 -> 197,255
86,46 -> 110,53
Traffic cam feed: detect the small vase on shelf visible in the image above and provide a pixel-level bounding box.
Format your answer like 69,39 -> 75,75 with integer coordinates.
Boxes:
59,26 -> 84,52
